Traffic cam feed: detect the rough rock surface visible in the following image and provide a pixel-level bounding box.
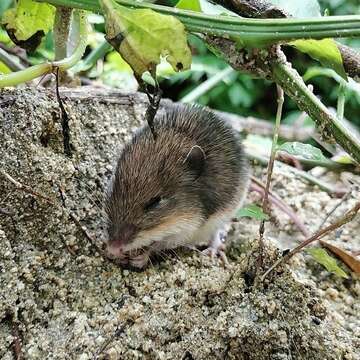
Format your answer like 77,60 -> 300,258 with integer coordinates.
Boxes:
0,87 -> 359,360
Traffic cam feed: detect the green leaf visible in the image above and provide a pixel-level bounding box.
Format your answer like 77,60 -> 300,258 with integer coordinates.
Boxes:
332,153 -> 354,165
0,61 -> 11,74
99,0 -> 191,78
2,0 -> 55,41
268,0 -> 320,18
236,204 -> 269,221
106,51 -> 132,72
278,142 -> 328,162
307,248 -> 348,278
290,39 -> 347,80
176,0 -> 201,12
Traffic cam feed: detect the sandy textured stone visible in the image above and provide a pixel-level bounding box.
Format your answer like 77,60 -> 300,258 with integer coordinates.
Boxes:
1,87 -> 359,359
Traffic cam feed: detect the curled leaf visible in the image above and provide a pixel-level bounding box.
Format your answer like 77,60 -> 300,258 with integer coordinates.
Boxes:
100,0 -> 191,78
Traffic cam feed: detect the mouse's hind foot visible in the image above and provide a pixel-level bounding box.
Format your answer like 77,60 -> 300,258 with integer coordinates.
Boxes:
202,228 -> 229,267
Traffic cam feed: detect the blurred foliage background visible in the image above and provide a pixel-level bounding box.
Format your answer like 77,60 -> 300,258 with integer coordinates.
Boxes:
0,0 -> 359,129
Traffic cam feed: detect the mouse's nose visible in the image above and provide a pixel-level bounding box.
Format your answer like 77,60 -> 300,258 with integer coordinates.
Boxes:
106,223 -> 137,257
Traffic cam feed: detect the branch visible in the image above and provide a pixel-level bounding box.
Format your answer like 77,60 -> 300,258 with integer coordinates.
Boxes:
37,0 -> 360,44
337,43 -> 360,80
0,10 -> 87,88
220,0 -> 360,79
271,59 -> 360,164
204,35 -> 360,164
215,0 -> 288,19
53,6 -> 73,60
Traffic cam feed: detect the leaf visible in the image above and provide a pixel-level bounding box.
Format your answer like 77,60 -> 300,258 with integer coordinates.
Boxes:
106,51 -> 132,72
0,61 -> 11,74
236,204 -> 269,221
332,153 -> 354,165
268,0 -> 321,18
176,0 -> 201,12
99,0 -> 191,78
290,39 -> 347,80
278,142 -> 328,162
2,0 -> 55,41
307,248 -> 348,278
320,240 -> 360,275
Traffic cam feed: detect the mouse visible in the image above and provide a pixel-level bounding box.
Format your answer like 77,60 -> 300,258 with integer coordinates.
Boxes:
105,104 -> 250,269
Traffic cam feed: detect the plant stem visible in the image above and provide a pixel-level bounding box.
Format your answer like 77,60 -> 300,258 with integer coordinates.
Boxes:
250,178 -> 310,237
261,201 -> 360,281
259,86 -> 284,242
0,48 -> 24,72
181,67 -> 234,103
75,40 -> 112,73
53,6 -> 73,60
0,10 -> 87,88
36,0 -> 360,45
272,61 -> 360,164
316,191 -> 352,232
337,83 -> 346,121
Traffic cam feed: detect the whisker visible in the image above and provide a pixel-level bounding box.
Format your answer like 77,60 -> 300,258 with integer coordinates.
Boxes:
168,248 -> 181,261
75,174 -> 106,205
186,245 -> 203,255
148,253 -> 154,269
157,250 -> 169,263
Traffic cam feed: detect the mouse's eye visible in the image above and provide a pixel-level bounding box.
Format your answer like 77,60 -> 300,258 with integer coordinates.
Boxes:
144,196 -> 162,211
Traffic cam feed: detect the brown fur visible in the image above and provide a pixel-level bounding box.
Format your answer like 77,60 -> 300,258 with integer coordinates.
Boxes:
105,104 -> 249,250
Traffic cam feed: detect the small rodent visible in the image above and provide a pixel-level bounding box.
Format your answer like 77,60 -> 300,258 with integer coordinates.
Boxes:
105,104 -> 250,268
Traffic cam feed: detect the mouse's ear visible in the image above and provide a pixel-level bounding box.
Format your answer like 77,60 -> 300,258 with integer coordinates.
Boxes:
184,145 -> 206,176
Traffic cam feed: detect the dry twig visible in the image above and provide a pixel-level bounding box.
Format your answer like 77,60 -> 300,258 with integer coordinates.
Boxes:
1,170 -> 53,204
250,177 -> 310,237
316,191 -> 352,232
258,86 -> 284,264
1,169 -> 110,261
261,201 -> 360,281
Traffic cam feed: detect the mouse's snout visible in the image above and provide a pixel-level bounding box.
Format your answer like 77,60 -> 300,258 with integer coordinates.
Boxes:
106,223 -> 138,257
